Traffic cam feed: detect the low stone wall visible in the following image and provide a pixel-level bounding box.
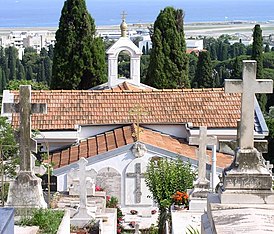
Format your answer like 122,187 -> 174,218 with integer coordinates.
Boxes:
57,209 -> 70,234
0,207 -> 14,234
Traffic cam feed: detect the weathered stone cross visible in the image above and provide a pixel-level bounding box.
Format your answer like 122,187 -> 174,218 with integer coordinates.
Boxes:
126,163 -> 145,203
78,157 -> 88,210
3,85 -> 47,172
225,60 -> 273,149
189,126 -> 217,183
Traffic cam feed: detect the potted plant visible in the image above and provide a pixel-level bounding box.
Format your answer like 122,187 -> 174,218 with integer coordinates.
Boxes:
171,191 -> 189,210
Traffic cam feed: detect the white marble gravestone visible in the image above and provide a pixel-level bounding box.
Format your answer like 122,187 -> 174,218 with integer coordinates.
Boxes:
125,158 -> 151,206
97,167 -> 121,203
67,166 -> 96,196
4,85 -> 47,209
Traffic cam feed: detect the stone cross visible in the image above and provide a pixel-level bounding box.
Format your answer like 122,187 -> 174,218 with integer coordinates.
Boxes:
126,163 -> 145,203
3,85 -> 47,172
225,60 -> 273,149
189,126 -> 217,183
129,105 -> 148,141
78,157 -> 89,210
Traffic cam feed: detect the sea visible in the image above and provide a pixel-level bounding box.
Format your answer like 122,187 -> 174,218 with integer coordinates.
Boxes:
0,0 -> 274,28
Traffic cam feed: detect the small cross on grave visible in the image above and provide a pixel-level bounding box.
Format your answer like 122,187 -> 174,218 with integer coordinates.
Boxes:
78,157 -> 89,211
71,157 -> 95,226
225,60 -> 273,149
3,85 -> 47,172
126,163 -> 145,203
129,105 -> 148,141
189,126 -> 217,185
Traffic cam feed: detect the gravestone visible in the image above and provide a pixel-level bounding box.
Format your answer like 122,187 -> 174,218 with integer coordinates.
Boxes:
71,157 -> 95,227
220,60 -> 274,203
67,166 -> 96,196
4,85 -> 47,209
189,126 -> 217,198
201,61 -> 274,233
97,167 -> 121,203
125,158 -> 151,206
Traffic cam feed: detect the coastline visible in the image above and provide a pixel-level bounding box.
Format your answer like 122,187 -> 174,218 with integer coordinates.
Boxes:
0,20 -> 273,38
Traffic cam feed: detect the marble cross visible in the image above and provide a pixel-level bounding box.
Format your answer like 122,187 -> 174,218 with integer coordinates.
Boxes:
189,126 -> 217,182
78,157 -> 89,210
126,163 -> 145,203
225,60 -> 273,149
3,85 -> 47,172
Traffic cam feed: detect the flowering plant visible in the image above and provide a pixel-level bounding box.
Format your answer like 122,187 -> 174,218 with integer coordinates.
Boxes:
95,185 -> 104,191
172,191 -> 189,207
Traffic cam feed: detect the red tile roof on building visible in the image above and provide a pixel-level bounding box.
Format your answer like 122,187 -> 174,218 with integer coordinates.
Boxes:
9,88 -> 241,130
49,125 -> 233,169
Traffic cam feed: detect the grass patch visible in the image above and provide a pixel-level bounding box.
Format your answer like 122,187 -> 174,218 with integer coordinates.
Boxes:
18,209 -> 64,234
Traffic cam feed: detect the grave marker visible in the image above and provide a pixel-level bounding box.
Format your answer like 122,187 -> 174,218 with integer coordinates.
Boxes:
225,60 -> 273,149
4,86 -> 47,208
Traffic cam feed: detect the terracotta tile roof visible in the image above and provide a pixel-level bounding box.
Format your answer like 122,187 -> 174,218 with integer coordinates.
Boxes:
9,88 -> 241,130
48,125 -> 233,169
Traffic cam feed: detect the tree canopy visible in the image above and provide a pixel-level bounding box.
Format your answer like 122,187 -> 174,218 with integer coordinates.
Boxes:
145,7 -> 190,89
51,0 -> 106,90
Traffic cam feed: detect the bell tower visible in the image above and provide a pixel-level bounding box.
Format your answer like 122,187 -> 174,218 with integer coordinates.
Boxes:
106,12 -> 142,88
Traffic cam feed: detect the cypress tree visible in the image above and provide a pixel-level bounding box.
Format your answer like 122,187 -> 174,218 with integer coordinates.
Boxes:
6,47 -> 18,81
16,60 -> 25,80
252,24 -> 266,111
192,51 -> 213,88
145,7 -> 189,88
231,56 -> 242,79
51,0 -> 106,90
251,24 -> 263,79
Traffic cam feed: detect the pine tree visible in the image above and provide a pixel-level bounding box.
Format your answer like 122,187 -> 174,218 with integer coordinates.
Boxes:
51,0 -> 106,90
145,7 -> 189,88
252,24 -> 266,112
231,56 -> 242,79
192,51 -> 213,88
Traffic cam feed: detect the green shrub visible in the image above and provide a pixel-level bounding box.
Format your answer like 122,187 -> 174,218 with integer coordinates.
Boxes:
18,209 -> 64,234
